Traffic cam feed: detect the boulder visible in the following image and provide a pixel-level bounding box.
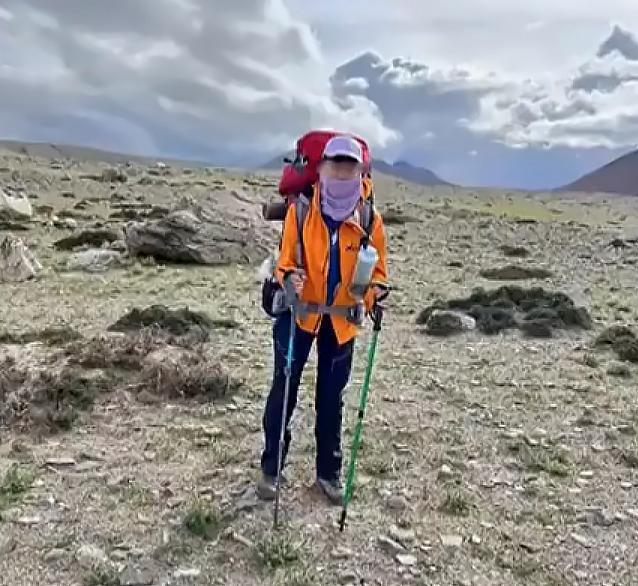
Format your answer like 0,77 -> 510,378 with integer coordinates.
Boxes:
425,310 -> 476,336
0,234 -> 42,282
0,188 -> 32,219
66,249 -> 123,272
123,191 -> 276,265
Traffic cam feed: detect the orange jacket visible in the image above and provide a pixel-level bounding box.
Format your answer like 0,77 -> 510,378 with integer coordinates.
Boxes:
276,182 -> 388,345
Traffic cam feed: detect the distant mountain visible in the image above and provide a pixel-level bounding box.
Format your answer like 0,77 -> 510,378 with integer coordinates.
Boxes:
559,149 -> 638,196
261,151 -> 295,170
260,154 -> 452,187
1,138 -> 453,188
0,139 -> 214,168
371,159 -> 452,186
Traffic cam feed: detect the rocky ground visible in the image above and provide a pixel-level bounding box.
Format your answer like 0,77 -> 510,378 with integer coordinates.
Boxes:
1,147 -> 638,586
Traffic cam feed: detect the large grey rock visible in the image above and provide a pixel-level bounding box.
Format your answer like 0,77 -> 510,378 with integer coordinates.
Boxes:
0,187 -> 32,219
66,249 -> 123,272
123,192 -> 276,265
0,234 -> 42,282
425,310 -> 476,336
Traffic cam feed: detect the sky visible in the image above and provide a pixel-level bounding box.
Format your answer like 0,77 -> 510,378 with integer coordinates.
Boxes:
0,0 -> 637,188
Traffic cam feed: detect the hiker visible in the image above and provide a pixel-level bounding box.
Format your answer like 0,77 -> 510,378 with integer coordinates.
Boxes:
257,135 -> 389,505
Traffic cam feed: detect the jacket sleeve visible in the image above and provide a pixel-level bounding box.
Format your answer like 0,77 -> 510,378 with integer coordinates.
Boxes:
363,211 -> 389,310
275,203 -> 298,286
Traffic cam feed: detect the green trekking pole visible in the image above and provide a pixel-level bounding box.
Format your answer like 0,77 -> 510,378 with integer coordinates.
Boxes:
339,303 -> 384,532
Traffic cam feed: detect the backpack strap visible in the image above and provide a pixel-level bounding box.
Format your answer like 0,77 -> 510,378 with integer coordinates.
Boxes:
364,174 -> 375,206
294,192 -> 311,269
359,197 -> 375,242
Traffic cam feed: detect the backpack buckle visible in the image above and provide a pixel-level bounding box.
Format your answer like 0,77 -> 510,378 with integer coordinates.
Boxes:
293,153 -> 307,173
346,302 -> 364,326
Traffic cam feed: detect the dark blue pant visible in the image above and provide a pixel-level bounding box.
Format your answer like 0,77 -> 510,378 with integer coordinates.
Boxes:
261,312 -> 355,481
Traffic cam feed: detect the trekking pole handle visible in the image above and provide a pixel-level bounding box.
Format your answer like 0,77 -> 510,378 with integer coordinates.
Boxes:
283,274 -> 297,307
283,270 -> 304,302
283,270 -> 307,319
372,302 -> 384,331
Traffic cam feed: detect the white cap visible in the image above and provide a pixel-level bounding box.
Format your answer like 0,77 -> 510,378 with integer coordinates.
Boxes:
322,135 -> 363,163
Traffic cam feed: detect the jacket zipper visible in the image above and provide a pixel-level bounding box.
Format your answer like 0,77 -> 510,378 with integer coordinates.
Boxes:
309,190 -> 365,336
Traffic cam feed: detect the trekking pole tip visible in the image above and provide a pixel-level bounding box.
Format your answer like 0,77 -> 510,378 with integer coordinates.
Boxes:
338,509 -> 347,532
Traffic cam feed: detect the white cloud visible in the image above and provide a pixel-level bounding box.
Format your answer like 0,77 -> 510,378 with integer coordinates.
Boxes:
470,28 -> 638,149
524,21 -> 547,32
0,0 -> 637,187
0,0 -> 396,162
330,52 -> 506,131
325,23 -> 638,176
291,0 -> 638,78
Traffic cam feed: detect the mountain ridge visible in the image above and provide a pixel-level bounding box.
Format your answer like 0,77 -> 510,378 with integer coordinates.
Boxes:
0,139 -> 218,169
260,152 -> 453,187
559,148 -> 638,196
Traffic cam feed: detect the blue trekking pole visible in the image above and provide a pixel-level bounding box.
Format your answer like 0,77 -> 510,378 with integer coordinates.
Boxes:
273,278 -> 301,529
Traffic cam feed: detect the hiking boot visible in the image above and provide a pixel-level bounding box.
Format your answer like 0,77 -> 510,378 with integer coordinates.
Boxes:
256,473 -> 288,501
256,473 -> 276,501
316,477 -> 343,506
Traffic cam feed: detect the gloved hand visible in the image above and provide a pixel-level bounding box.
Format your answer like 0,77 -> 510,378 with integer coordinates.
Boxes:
283,269 -> 306,307
372,285 -> 389,303
290,270 -> 306,297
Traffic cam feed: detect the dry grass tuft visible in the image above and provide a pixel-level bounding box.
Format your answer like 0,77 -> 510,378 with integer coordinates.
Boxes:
64,329 -> 166,370
0,365 -> 114,431
140,357 -> 241,401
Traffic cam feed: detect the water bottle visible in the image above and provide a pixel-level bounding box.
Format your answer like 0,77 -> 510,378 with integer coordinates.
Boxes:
350,242 -> 378,300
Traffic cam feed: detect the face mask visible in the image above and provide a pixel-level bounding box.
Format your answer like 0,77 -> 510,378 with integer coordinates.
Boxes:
320,176 -> 361,221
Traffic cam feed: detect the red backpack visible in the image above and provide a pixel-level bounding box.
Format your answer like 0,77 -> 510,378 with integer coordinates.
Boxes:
262,129 -> 372,222
278,130 -> 371,198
